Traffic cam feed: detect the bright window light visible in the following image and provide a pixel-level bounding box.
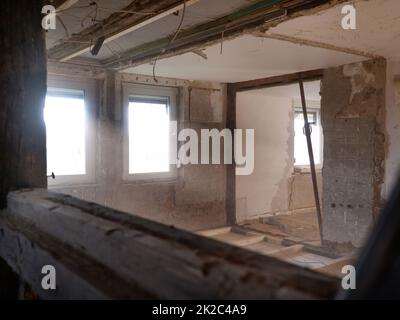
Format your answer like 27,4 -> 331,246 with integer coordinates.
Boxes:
44,89 -> 86,176
294,110 -> 321,166
128,96 -> 170,174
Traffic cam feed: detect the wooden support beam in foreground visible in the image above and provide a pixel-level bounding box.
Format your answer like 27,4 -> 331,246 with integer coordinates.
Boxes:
0,189 -> 340,299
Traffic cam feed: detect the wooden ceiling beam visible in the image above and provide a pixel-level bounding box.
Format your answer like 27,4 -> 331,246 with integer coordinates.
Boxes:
231,68 -> 323,92
48,0 -> 200,62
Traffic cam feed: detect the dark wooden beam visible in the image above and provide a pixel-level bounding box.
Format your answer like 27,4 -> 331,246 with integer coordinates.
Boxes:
0,0 -> 47,209
1,189 -> 339,299
48,0 -> 200,61
232,69 -> 323,92
102,0 -> 349,70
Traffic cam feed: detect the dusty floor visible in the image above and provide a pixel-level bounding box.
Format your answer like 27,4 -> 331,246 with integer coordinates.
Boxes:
198,210 -> 353,276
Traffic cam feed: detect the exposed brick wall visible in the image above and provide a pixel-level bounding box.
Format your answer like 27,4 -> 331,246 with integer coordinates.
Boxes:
321,59 -> 386,250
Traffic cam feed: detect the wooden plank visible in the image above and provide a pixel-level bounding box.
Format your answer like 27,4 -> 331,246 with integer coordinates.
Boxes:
197,226 -> 232,237
0,213 -> 154,299
48,0 -> 200,61
231,234 -> 266,247
0,0 -> 47,209
316,257 -> 354,276
269,245 -> 305,259
265,235 -> 285,245
232,69 -> 323,92
4,189 -> 340,299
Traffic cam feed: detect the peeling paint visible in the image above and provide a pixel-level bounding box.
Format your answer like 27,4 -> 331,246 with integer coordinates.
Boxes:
343,62 -> 376,103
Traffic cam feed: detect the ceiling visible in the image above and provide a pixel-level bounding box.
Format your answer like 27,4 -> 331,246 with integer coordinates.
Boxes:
268,0 -> 400,60
48,0 -> 400,83
124,0 -> 400,82
125,34 -> 365,82
47,0 -> 260,58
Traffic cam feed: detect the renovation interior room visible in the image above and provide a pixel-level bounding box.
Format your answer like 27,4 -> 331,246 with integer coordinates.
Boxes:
1,0 -> 400,300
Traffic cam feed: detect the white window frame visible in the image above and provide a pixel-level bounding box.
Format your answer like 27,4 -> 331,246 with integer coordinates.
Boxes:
293,104 -> 323,172
46,76 -> 96,187
122,83 -> 178,182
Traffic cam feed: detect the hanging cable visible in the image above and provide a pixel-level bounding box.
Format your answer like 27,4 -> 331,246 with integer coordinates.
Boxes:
152,0 -> 187,82
56,15 -> 70,38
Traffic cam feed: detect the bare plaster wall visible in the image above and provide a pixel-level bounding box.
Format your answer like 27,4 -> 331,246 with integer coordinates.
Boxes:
48,69 -> 227,231
321,59 -> 386,250
235,91 -> 321,222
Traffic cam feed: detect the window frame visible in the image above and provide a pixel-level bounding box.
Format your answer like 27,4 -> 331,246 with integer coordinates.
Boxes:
122,83 -> 178,182
293,105 -> 323,172
46,76 -> 96,187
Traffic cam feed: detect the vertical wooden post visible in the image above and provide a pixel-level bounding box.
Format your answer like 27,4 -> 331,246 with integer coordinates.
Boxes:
226,84 -> 236,225
0,0 -> 48,208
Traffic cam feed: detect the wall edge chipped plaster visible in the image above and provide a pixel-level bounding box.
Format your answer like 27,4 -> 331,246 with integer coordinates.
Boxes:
321,58 -> 386,253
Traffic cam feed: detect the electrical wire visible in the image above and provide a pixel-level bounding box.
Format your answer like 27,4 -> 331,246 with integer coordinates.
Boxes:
56,15 -> 70,38
152,0 -> 187,82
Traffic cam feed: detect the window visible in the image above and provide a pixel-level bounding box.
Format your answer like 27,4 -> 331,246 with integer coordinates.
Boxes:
294,108 -> 322,167
128,96 -> 170,174
45,78 -> 95,186
123,84 -> 177,181
45,88 -> 86,176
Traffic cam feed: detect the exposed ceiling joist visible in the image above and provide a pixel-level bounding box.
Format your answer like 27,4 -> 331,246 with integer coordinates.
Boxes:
102,0 -> 350,70
231,68 -> 323,92
48,0 -> 200,62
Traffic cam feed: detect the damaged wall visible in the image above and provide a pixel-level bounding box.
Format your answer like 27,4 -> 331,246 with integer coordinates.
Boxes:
236,90 -> 321,221
47,68 -> 227,231
321,59 -> 386,250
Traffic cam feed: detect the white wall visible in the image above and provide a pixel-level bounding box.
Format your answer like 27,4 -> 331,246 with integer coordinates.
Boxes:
236,92 -> 294,221
235,83 -> 322,222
